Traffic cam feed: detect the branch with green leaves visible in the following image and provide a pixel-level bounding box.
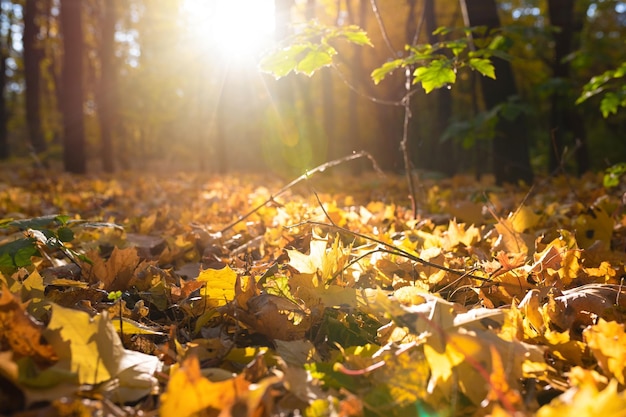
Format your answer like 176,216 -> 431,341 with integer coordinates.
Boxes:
577,61 -> 626,118
260,22 -> 503,95
259,21 -> 373,78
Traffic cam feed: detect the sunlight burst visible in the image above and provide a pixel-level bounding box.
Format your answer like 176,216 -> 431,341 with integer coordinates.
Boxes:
182,0 -> 275,62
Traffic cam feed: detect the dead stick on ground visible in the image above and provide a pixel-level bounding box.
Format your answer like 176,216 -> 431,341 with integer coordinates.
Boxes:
218,150 -> 384,234
288,220 -> 492,283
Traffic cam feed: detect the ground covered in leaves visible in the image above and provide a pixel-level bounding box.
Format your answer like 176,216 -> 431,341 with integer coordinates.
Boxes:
1,167 -> 626,416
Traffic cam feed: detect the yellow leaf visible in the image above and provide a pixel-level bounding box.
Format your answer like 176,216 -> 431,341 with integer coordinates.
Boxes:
494,219 -> 531,256
444,219 -> 481,249
21,270 -> 47,319
45,304 -> 117,384
160,355 -> 250,417
287,240 -> 326,275
537,379 -> 626,417
197,265 -> 238,306
287,235 -> 349,283
583,319 -> 626,385
583,261 -> 616,282
574,206 -> 614,249
424,337 -> 466,387
44,303 -> 162,394
486,345 -> 523,408
510,206 -> 541,233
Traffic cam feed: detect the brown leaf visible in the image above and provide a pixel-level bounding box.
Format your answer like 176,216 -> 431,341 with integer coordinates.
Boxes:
0,285 -> 57,365
83,246 -> 141,291
235,293 -> 311,341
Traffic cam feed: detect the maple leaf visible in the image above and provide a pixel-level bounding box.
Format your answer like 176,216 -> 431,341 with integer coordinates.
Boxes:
537,378 -> 626,416
236,293 -> 312,341
43,303 -> 161,401
583,319 -> 626,384
83,246 -> 145,291
0,285 -> 56,365
160,355 -> 280,417
197,265 -> 238,307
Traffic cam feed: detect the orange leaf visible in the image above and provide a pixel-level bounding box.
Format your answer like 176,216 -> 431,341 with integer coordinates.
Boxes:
0,285 -> 56,365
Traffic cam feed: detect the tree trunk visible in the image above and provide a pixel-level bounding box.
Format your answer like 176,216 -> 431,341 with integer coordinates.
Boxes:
463,0 -> 533,184
346,0 -> 367,173
96,0 -> 116,173
23,0 -> 47,158
0,1 -> 9,160
59,0 -> 86,174
425,0 -> 455,176
547,0 -> 589,175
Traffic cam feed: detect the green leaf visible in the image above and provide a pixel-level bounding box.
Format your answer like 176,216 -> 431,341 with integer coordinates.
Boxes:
8,215 -> 62,231
468,58 -> 496,79
432,26 -> 451,36
371,59 -> 404,85
0,218 -> 14,228
57,226 -> 74,243
0,238 -> 38,268
341,25 -> 372,46
488,34 -> 513,51
604,163 -> 626,188
55,214 -> 70,225
413,60 -> 456,93
259,44 -> 310,79
0,252 -> 14,269
296,45 -> 336,76
444,40 -> 467,56
108,290 -> 123,301
600,90 -> 626,118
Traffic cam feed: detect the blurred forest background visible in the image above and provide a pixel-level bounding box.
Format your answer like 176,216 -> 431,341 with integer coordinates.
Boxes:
0,0 -> 624,181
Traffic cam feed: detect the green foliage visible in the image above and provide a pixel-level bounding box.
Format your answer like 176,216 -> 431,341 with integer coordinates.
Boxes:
0,215 -> 71,270
107,290 -> 123,301
603,163 -> 626,188
412,60 -> 456,94
261,23 -> 498,94
577,61 -> 626,117
372,28 -> 500,93
0,214 -> 98,272
259,21 -> 372,77
441,96 -> 532,148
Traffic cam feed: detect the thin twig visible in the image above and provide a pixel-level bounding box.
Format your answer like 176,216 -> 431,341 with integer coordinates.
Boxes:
218,151 -> 384,234
288,220 -> 492,282
369,0 -> 396,55
331,63 -> 404,106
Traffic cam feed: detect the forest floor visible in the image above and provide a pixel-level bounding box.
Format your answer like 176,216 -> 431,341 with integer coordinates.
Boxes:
1,165 -> 626,416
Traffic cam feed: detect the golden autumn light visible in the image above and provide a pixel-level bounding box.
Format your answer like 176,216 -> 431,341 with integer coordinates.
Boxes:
1,1 -> 626,416
181,0 -> 275,62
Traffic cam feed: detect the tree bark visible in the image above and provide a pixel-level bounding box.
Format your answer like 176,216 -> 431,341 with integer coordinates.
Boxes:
0,1 -> 9,160
547,0 -> 588,174
59,0 -> 86,174
23,0 -> 47,158
425,0 -> 455,176
96,0 -> 116,173
463,0 -> 533,184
